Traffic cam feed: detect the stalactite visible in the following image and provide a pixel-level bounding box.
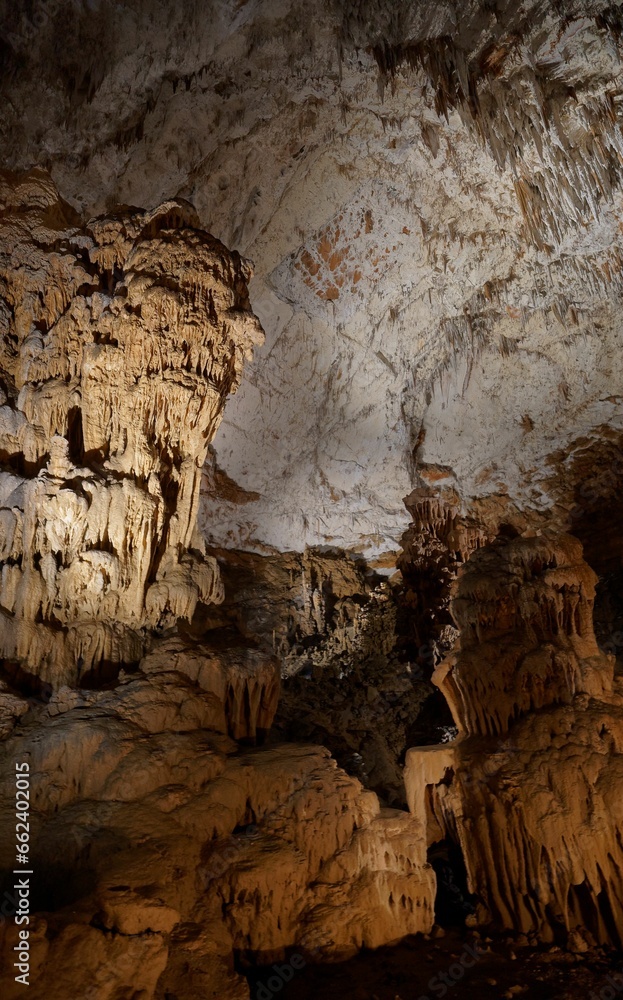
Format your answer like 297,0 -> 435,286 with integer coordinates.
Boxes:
0,170 -> 263,686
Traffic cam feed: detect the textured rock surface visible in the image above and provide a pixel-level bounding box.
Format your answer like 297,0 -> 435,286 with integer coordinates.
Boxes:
197,545 -> 447,804
4,1 -> 623,994
406,532 -> 623,948
0,681 -> 435,999
436,532 -> 612,736
139,637 -> 280,742
3,2 -> 623,556
202,545 -> 400,675
0,170 -> 263,684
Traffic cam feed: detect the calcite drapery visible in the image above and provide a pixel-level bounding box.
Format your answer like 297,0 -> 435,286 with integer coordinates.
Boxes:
435,533 -> 612,737
0,681 -> 436,999
0,170 -> 263,685
407,532 -> 623,947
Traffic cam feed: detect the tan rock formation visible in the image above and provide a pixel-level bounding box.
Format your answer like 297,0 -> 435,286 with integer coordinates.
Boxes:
0,678 -> 435,999
0,170 -> 263,685
4,3 -> 623,561
436,533 -> 612,737
5,1 -> 623,988
140,637 -> 280,742
407,532 -> 623,948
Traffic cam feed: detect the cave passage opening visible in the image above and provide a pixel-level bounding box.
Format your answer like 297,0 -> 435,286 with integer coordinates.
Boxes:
428,837 -> 475,929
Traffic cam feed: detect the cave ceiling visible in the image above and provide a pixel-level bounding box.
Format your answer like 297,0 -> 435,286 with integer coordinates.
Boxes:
3,0 -> 623,559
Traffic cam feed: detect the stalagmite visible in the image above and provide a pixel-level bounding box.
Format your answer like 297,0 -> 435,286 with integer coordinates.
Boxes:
0,170 -> 263,686
406,532 -> 623,948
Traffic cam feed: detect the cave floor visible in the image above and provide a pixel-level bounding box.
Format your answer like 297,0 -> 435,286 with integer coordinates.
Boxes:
246,930 -> 622,999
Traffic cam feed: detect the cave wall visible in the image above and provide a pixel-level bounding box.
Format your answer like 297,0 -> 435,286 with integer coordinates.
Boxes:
3,1 -> 623,559
3,0 -> 623,995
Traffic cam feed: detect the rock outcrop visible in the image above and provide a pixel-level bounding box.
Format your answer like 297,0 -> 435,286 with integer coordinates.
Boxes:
407,532 -> 623,948
0,170 -> 263,686
0,678 -> 435,1000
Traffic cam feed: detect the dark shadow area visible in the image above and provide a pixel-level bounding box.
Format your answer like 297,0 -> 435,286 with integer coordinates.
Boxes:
0,863 -> 98,914
0,449 -> 50,477
66,405 -> 84,465
239,929 -> 622,1000
0,660 -> 53,703
593,568 -> 623,675
79,656 -> 141,689
428,839 -> 475,927
403,689 -> 457,750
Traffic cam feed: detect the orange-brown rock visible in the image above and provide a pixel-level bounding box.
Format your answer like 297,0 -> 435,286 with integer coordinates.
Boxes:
435,533 -> 612,737
0,170 -> 263,686
139,636 -> 280,742
406,532 -> 623,948
0,677 -> 436,999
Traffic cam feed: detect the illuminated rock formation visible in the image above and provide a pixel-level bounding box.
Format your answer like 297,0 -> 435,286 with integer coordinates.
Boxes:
0,172 -> 436,1000
435,533 -> 612,737
0,683 -> 435,1000
4,1 -> 623,992
407,532 -> 623,947
0,170 -> 263,686
139,637 -> 280,742
4,4 -> 623,560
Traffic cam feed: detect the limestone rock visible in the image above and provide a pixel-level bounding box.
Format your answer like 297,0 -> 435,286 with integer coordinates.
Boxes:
0,170 -> 263,685
0,684 -> 435,998
5,2 -> 623,557
406,532 -> 623,948
140,636 -> 280,741
398,486 -> 493,657
4,1 -> 623,990
200,545 -> 433,803
436,532 -> 613,737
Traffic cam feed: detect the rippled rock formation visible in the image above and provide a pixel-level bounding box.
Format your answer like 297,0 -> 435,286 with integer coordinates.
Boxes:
0,683 -> 435,1000
0,170 -> 263,685
407,532 -> 623,948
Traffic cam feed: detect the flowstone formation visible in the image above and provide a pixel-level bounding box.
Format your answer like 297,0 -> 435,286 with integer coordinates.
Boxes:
407,532 -> 623,948
0,172 -> 438,1000
0,687 -> 437,1000
0,170 -> 263,686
